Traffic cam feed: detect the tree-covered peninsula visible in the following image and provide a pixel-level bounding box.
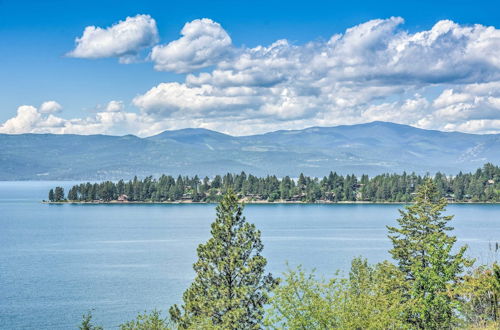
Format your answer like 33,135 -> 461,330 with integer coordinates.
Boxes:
49,163 -> 500,203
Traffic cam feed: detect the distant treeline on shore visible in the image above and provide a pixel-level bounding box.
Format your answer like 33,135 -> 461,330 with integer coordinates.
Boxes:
47,163 -> 500,203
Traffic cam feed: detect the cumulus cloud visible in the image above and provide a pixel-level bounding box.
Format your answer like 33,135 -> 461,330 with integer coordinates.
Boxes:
39,101 -> 62,114
1,106 -> 46,134
416,83 -> 500,133
6,17 -> 500,135
133,17 -> 500,134
150,18 -> 232,73
67,14 -> 158,61
105,100 -> 124,112
133,82 -> 265,118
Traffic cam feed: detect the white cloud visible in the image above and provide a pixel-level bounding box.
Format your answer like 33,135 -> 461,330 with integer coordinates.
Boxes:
443,120 -> 500,134
0,102 -> 141,136
432,89 -> 472,108
0,106 -> 44,134
67,14 -> 158,61
133,17 -> 500,134
39,101 -> 62,114
5,17 -> 500,135
105,100 -> 124,112
150,18 -> 232,73
133,82 -> 257,117
416,83 -> 500,132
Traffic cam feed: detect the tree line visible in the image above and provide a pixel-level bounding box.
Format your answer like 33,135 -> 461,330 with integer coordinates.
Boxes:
81,182 -> 500,329
51,163 -> 500,203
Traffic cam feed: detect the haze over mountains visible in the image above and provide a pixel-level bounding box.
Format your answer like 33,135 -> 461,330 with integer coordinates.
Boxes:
1,121 -> 499,180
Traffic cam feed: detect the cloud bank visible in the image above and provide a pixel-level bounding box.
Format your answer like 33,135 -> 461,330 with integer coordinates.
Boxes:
2,16 -> 500,136
0,101 -> 141,136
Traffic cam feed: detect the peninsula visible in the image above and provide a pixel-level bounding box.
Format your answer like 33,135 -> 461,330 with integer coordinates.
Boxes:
47,163 -> 499,204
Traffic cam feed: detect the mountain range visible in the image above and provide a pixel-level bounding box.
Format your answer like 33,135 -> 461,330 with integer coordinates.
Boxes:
1,121 -> 499,180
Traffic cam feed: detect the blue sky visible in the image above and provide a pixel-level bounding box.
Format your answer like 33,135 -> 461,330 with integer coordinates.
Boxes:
1,0 -> 500,136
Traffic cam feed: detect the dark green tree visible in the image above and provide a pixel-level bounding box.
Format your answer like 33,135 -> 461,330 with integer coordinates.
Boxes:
67,186 -> 78,201
387,179 -> 473,329
54,186 -> 65,202
169,190 -> 278,329
48,189 -> 55,202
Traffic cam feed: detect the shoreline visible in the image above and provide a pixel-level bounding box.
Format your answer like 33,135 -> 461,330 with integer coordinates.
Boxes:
42,200 -> 500,205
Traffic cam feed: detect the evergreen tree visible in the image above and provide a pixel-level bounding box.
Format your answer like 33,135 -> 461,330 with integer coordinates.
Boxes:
387,179 -> 473,329
297,173 -> 306,189
48,189 -> 55,202
169,190 -> 278,329
212,175 -> 222,189
67,186 -> 78,201
54,186 -> 65,202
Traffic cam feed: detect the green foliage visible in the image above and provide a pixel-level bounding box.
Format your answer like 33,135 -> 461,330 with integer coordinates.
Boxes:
79,311 -> 103,330
456,263 -> 500,327
265,259 -> 407,329
120,310 -> 171,330
338,259 -> 408,329
169,190 -> 278,329
56,163 -> 500,203
387,179 -> 474,329
265,265 -> 337,329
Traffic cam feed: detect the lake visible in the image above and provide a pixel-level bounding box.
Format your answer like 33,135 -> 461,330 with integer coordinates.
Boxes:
1,181 -> 499,329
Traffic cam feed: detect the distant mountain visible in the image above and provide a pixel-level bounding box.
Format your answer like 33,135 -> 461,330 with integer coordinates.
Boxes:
1,121 -> 499,180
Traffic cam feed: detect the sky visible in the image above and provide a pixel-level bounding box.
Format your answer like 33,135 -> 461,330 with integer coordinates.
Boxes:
1,0 -> 500,136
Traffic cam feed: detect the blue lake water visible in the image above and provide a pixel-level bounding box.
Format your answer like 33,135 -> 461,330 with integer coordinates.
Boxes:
1,181 -> 499,329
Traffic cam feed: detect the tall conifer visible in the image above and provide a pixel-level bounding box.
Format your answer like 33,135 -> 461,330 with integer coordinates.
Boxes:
387,179 -> 473,328
48,188 -> 55,202
170,190 -> 278,329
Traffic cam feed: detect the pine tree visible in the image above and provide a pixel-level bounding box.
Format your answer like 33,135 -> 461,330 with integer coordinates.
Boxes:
67,186 -> 78,201
387,179 -> 473,329
48,189 -> 55,202
54,186 -> 65,202
169,190 -> 278,329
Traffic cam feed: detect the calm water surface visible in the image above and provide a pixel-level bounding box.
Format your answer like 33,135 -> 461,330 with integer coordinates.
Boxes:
1,181 -> 499,329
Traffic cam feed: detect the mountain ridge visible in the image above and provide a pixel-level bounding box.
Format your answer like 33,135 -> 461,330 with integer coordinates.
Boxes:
1,121 -> 498,180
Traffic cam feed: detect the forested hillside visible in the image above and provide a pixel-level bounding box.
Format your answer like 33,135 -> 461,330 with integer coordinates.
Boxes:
3,121 -> 500,180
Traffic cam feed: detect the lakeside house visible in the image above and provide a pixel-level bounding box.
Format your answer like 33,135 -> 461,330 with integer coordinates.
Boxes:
117,194 -> 129,202
287,194 -> 305,202
246,193 -> 264,200
445,194 -> 456,202
181,193 -> 192,201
